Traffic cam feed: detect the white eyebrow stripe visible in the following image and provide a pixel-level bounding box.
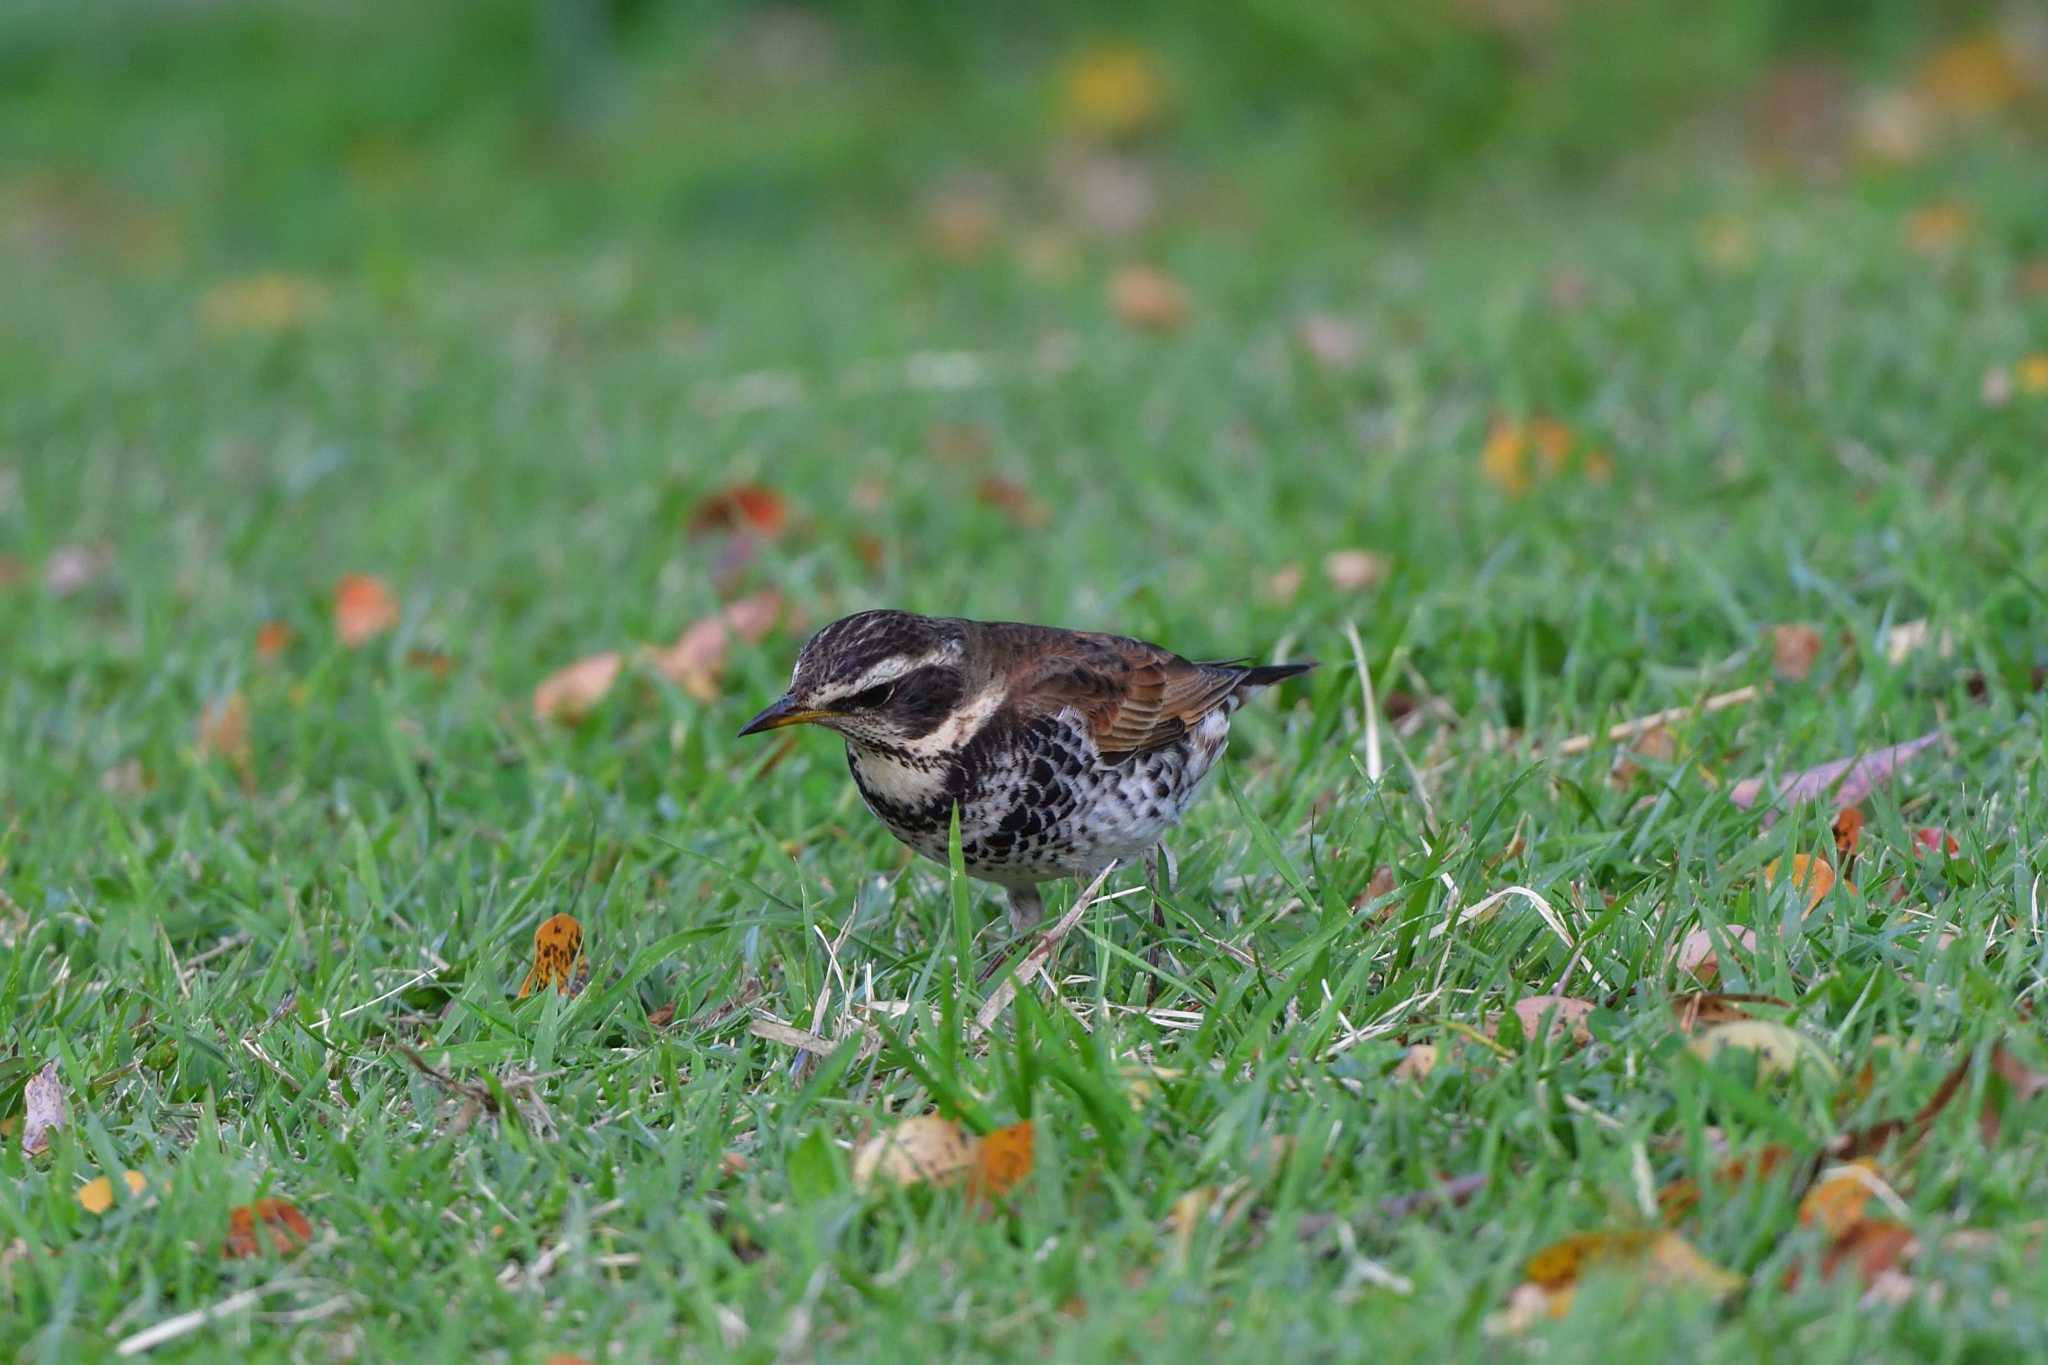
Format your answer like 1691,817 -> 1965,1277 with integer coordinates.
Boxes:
809,648 -> 939,705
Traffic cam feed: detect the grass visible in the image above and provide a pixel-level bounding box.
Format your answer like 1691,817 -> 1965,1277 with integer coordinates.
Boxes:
5,2 -> 2048,1360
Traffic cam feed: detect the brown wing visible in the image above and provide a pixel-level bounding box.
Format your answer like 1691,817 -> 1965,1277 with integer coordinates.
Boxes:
1010,633 -> 1251,760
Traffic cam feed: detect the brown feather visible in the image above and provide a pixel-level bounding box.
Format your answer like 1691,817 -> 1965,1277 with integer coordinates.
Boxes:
996,629 -> 1263,759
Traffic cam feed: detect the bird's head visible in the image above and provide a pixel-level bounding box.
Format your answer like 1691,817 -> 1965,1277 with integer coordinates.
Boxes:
739,610 -> 971,749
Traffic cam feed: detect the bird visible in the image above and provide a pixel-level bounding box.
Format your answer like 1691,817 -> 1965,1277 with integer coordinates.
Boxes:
739,610 -> 1315,933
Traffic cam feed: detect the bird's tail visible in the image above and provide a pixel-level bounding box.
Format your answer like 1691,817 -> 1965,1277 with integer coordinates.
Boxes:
1239,660 -> 1316,688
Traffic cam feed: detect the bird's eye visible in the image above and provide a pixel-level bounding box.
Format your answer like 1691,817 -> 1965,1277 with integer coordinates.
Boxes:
843,681 -> 897,711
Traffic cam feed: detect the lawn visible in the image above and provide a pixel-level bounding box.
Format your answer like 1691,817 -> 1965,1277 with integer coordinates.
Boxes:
5,2 -> 2048,1360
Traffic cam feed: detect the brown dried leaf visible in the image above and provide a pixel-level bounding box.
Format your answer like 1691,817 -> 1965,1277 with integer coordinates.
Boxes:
1109,265 -> 1189,333
1798,1159 -> 1882,1238
1500,995 -> 1595,1046
223,1198 -> 313,1258
1668,992 -> 1781,1034
688,484 -> 788,538
974,476 -> 1051,529
1816,1219 -> 1916,1288
197,692 -> 251,767
968,1121 -> 1035,1201
20,1061 -> 64,1157
332,574 -> 400,647
1497,1229 -> 1739,1331
254,620 -> 293,662
1770,623 -> 1825,681
1764,853 -> 1838,913
1393,1043 -> 1438,1082
1832,807 -> 1864,856
532,651 -> 623,724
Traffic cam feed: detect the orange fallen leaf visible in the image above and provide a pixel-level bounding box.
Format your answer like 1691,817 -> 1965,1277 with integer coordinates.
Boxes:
1770,623 -> 1825,681
1656,1143 -> 1797,1223
1919,32 -> 2029,117
968,1121 -> 1035,1200
1911,827 -> 1960,858
1832,807 -> 1864,855
20,1061 -> 64,1157
223,1198 -> 314,1258
924,189 -> 999,262
974,475 -> 1051,529
332,574 -> 399,647
197,692 -> 251,767
76,1170 -> 149,1214
1480,420 -> 1533,495
688,484 -> 789,538
1798,1159 -> 1882,1238
518,913 -> 586,998
254,620 -> 293,662
1764,853 -> 1837,912
1109,264 -> 1189,332
532,650 -> 623,724
1497,1229 -> 1738,1331
404,648 -> 453,680
1814,1219 -> 1917,1289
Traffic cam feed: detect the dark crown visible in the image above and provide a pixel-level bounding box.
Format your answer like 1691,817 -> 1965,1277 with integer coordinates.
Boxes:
792,610 -> 965,691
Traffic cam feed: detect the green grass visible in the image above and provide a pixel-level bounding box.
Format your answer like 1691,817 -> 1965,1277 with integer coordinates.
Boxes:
5,2 -> 2048,1360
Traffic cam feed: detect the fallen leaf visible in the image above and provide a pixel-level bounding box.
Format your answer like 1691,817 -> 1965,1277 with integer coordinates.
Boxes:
223,1198 -> 314,1258
20,1061 -> 64,1157
332,574 -> 399,647
1911,827 -> 1960,858
1062,44 -> 1168,140
201,271 -> 329,333
647,588 -> 785,702
1264,564 -> 1304,605
1668,992 -> 1781,1034
1882,619 -> 1952,664
1832,808 -> 1864,856
76,1170 -> 149,1214
924,188 -> 999,261
1728,731 -> 1942,816
1109,264 -> 1189,332
1798,1159 -> 1882,1238
1815,1219 -> 1916,1289
1980,1044 -> 2048,1144
1764,853 -> 1838,913
1919,32 -> 2029,117
1499,995 -> 1595,1046
1295,314 -> 1364,371
2018,353 -> 2048,396
197,692 -> 251,767
1480,420 -> 1533,496
518,913 -> 586,999
1393,1043 -> 1438,1081
42,544 -> 105,597
1672,926 -> 1757,985
968,1121 -> 1035,1200
404,648 -> 453,680
254,620 -> 293,661
1690,1019 -> 1835,1080
1499,1229 -> 1739,1330
1905,201 -> 1971,256
1770,623 -> 1825,681
688,484 -> 789,538
974,475 -> 1052,528
853,1114 -> 977,1191
532,650 -> 623,724
1656,1144 -> 1798,1223
1322,549 -> 1389,593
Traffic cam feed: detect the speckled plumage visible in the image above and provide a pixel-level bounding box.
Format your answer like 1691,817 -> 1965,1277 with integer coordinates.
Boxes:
740,611 -> 1314,929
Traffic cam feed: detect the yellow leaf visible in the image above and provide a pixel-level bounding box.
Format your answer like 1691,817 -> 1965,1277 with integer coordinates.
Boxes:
1062,44 -> 1167,140
518,913 -> 586,998
1689,1019 -> 1837,1080
1479,420 -> 1530,495
201,272 -> 329,334
852,1114 -> 976,1191
76,1169 -> 148,1214
2017,353 -> 2048,396
1499,1229 -> 1738,1332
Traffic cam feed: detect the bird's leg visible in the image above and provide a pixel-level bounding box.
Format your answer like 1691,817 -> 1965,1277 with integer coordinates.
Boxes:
1007,883 -> 1045,935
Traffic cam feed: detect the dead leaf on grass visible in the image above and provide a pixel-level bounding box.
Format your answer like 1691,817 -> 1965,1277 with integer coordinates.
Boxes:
1672,926 -> 1757,985
532,651 -> 623,724
1497,995 -> 1596,1046
1109,265 -> 1189,332
254,620 -> 293,662
1494,1229 -> 1739,1331
688,484 -> 789,539
1770,623 -> 1825,681
853,1114 -> 975,1190
197,691 -> 251,768
1062,44 -> 1169,140
1728,731 -> 1942,817
223,1198 -> 314,1258
1763,853 -> 1843,913
20,1061 -> 64,1157
518,913 -> 586,999
974,476 -> 1052,528
333,574 -> 400,647
1322,549 -> 1388,593
648,588 -> 785,701
1690,1019 -> 1835,1079
76,1170 -> 149,1214
1798,1159 -> 1884,1238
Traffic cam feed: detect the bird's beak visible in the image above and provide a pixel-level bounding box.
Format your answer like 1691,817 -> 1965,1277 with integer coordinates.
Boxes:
738,694 -> 833,736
